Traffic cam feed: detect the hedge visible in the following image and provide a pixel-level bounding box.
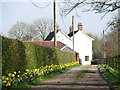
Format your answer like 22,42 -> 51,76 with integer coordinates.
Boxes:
2,36 -> 76,75
2,37 -> 26,75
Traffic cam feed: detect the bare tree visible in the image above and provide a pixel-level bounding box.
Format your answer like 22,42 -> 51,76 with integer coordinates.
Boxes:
8,18 -> 53,41
8,22 -> 37,40
60,0 -> 120,18
105,16 -> 119,57
32,18 -> 53,40
105,30 -> 118,57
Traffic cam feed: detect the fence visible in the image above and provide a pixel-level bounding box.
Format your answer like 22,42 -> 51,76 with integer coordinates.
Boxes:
99,55 -> 120,73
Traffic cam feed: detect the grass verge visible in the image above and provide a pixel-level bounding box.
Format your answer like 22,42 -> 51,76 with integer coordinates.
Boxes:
100,65 -> 120,90
74,70 -> 87,82
4,64 -> 81,89
76,70 -> 87,79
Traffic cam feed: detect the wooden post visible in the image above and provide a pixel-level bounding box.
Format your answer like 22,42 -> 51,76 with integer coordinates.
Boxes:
54,0 -> 57,47
118,13 -> 120,56
72,16 -> 74,52
118,11 -> 120,74
103,30 -> 106,64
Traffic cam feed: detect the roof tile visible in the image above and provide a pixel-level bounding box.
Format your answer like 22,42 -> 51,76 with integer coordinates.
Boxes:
24,41 -> 65,49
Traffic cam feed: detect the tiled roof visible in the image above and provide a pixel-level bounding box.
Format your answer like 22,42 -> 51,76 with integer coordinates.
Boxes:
45,32 -> 54,41
24,41 -> 65,49
45,30 -> 59,41
68,30 -> 79,37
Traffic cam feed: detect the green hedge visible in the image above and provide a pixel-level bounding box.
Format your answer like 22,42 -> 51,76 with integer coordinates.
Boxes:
2,37 -> 76,75
56,49 -> 75,64
23,42 -> 58,69
2,37 -> 26,75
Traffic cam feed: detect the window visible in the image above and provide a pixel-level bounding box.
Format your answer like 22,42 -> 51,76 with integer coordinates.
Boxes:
85,56 -> 89,61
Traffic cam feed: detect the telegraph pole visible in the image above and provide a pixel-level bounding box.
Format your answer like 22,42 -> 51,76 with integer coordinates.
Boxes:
54,0 -> 57,47
72,16 -> 74,52
103,30 -> 106,64
118,17 -> 120,55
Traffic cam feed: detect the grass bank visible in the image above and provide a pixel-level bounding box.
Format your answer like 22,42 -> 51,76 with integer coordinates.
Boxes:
100,64 -> 120,90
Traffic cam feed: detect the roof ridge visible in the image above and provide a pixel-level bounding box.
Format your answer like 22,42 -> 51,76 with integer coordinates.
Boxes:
81,31 -> 94,40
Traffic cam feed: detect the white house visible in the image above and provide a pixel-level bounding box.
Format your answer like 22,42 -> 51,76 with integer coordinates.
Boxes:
45,29 -> 73,48
45,23 -> 94,65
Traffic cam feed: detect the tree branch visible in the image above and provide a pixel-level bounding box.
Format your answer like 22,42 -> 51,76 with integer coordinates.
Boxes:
29,0 -> 51,9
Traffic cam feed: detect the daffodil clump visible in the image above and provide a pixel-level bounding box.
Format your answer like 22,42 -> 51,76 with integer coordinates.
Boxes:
2,61 -> 79,88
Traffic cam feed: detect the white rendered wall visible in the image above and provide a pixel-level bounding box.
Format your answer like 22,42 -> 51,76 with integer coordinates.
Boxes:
73,31 -> 93,65
51,31 -> 73,48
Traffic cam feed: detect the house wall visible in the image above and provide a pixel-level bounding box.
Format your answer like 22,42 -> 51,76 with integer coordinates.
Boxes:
73,31 -> 93,65
51,31 -> 73,48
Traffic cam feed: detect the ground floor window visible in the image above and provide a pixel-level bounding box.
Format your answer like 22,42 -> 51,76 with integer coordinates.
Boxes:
85,56 -> 89,61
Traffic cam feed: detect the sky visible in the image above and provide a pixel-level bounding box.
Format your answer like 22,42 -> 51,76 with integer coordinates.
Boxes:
1,0 -> 118,38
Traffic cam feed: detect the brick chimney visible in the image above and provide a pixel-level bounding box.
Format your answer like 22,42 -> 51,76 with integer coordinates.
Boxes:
78,22 -> 83,31
57,25 -> 59,31
69,25 -> 73,32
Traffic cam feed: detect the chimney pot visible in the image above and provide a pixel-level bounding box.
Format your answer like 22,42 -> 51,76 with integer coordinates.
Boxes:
78,22 -> 83,31
57,25 -> 59,31
69,25 -> 73,32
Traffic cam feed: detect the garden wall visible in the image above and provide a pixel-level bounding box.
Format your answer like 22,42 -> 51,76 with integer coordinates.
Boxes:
2,37 -> 76,75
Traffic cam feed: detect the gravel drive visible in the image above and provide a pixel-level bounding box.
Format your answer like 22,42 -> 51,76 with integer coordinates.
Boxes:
28,65 -> 111,90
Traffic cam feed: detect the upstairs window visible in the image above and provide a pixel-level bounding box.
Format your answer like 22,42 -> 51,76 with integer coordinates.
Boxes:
85,56 -> 89,61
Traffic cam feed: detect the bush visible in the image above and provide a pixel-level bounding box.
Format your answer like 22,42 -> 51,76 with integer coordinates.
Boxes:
2,37 -> 76,75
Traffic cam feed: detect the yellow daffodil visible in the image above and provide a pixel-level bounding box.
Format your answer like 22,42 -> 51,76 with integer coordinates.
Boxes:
3,80 -> 7,83
2,61 -> 78,88
24,73 -> 28,75
38,73 -> 41,75
20,78 -> 22,80
6,77 -> 9,81
8,73 -> 12,77
30,75 -> 33,77
14,72 -> 17,75
6,81 -> 11,87
13,77 -> 15,80
26,69 -> 29,72
18,71 -> 20,73
2,76 -> 5,80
